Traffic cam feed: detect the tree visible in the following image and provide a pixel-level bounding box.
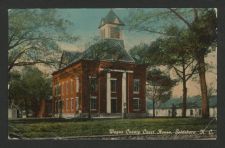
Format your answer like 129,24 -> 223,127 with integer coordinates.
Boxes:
128,43 -> 149,64
9,66 -> 52,117
8,9 -> 79,72
167,9 -> 217,118
127,8 -> 217,118
129,34 -> 199,117
146,69 -> 176,117
129,43 -> 176,117
156,26 -> 199,117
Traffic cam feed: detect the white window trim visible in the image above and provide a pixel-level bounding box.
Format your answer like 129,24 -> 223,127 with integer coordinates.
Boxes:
133,97 -> 140,111
90,96 -> 97,111
110,78 -> 117,80
111,79 -> 117,93
133,79 -> 140,94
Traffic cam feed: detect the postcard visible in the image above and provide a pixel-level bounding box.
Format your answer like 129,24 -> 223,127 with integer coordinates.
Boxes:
8,8 -> 217,140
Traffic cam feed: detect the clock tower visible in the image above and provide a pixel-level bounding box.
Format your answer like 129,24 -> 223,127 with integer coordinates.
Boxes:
99,9 -> 125,40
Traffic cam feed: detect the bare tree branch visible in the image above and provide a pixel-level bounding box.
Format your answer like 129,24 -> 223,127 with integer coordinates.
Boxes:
13,60 -> 55,67
8,31 -> 17,46
8,47 -> 33,72
184,58 -> 195,70
168,8 -> 192,29
193,8 -> 199,20
185,64 -> 199,81
172,65 -> 183,79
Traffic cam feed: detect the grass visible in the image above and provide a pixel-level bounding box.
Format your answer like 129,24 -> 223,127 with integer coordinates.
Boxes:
8,118 -> 217,138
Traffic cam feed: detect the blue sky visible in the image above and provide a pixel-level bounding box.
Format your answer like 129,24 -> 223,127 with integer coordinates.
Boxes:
56,8 -> 162,51
55,8 -> 217,97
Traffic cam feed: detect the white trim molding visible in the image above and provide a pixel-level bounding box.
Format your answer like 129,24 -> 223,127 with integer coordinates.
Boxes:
106,73 -> 111,113
122,72 -> 127,114
99,68 -> 133,73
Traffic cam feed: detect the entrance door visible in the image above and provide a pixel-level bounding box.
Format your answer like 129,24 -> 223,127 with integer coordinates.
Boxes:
111,97 -> 117,113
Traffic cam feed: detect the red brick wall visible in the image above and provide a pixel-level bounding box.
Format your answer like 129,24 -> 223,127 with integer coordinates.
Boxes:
133,66 -> 146,113
52,63 -> 82,114
52,60 -> 147,115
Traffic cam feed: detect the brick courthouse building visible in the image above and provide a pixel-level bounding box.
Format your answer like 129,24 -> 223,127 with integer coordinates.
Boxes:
52,10 -> 147,118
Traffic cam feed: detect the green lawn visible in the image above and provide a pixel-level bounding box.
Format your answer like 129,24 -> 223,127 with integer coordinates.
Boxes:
8,118 -> 217,138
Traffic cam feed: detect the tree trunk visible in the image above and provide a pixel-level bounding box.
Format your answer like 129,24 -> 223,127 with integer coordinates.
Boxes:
198,53 -> 209,118
182,79 -> 187,117
182,61 -> 187,118
153,99 -> 155,118
37,98 -> 45,118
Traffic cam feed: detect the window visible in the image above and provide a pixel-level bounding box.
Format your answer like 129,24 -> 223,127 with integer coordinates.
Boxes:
133,98 -> 140,110
62,82 -> 64,96
65,99 -> 69,111
133,79 -> 140,94
76,77 -> 79,93
71,80 -> 74,95
114,18 -> 119,24
111,79 -> 117,93
111,97 -> 117,113
71,98 -> 74,111
76,97 -> 79,112
110,27 -> 120,39
90,96 -> 97,110
90,77 -> 97,93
